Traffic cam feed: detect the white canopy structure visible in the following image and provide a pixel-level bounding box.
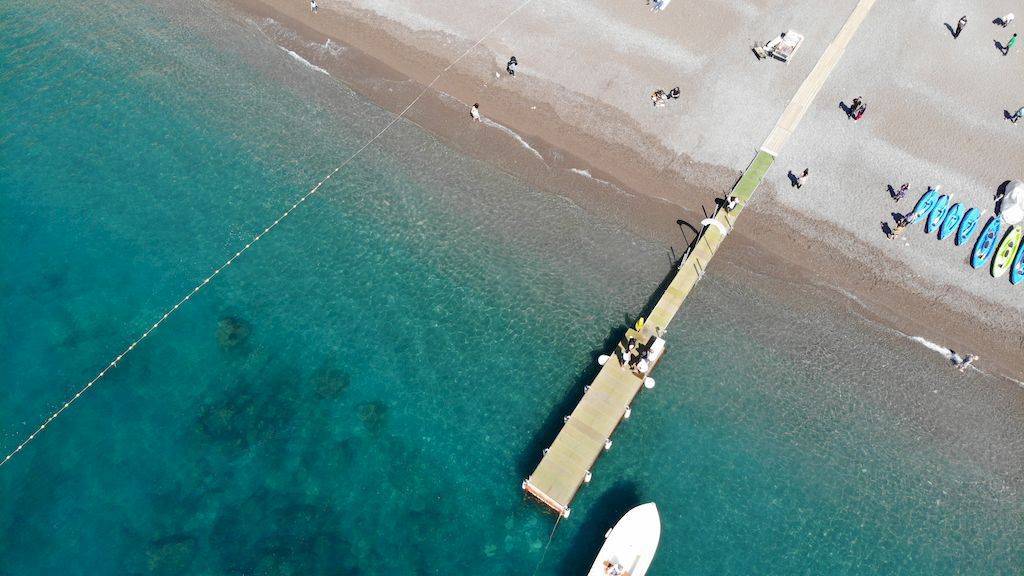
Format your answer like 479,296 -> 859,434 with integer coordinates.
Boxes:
1000,180 -> 1024,225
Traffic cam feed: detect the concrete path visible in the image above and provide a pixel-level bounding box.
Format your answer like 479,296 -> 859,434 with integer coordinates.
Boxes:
762,0 -> 878,156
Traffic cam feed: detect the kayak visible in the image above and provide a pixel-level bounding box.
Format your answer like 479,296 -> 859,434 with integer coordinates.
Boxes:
956,207 -> 981,246
991,226 -> 1022,278
937,202 -> 963,240
1010,236 -> 1024,285
925,195 -> 949,233
971,217 -> 1002,269
911,188 -> 939,224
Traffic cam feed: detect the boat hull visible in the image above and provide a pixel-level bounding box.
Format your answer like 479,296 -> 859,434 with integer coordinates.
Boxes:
587,503 -> 661,576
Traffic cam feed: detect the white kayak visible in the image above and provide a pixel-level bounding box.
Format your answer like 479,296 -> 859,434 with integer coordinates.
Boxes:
587,503 -> 661,576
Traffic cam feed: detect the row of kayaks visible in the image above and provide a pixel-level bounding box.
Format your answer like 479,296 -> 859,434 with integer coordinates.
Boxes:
912,188 -> 1024,284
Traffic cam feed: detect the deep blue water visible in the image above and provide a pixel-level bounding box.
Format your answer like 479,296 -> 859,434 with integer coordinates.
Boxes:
2,0 -> 1021,574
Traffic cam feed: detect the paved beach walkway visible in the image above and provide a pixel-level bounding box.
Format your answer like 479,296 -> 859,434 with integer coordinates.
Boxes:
762,0 -> 877,155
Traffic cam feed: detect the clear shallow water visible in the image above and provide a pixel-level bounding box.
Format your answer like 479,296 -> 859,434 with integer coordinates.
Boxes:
1,0 -> 1022,574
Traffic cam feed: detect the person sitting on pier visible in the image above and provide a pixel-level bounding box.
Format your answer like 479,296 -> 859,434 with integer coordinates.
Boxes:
634,347 -> 652,374
620,349 -> 633,368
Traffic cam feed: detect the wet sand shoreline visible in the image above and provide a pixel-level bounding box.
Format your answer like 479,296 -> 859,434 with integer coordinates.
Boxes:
219,0 -> 1023,381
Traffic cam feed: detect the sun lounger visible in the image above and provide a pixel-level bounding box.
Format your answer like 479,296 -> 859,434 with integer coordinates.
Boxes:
753,30 -> 804,63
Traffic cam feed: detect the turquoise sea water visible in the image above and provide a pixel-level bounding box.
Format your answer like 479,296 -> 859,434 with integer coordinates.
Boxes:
2,0 -> 1022,574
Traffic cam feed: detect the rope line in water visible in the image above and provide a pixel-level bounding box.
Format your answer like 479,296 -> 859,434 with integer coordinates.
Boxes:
530,514 -> 562,576
1,0 -> 537,469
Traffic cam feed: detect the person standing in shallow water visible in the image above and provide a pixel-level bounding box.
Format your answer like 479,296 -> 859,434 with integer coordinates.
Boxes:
955,354 -> 978,373
310,0 -> 318,13
470,103 -> 481,122
506,56 -> 517,76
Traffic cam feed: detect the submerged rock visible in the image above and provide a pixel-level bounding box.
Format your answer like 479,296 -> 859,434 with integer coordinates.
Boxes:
217,316 -> 251,350
146,534 -> 197,573
311,365 -> 350,400
357,400 -> 388,433
196,386 -> 290,450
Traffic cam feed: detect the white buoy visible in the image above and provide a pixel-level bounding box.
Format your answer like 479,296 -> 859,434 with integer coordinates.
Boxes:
598,354 -> 610,366
563,415 -> 571,423
644,377 -> 656,389
624,406 -> 632,419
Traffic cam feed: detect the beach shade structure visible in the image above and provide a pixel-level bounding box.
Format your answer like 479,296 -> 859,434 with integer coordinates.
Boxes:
999,180 -> 1024,225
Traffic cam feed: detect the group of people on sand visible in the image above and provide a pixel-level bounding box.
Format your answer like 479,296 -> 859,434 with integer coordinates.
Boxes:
650,87 -> 681,107
621,337 -> 652,375
847,96 -> 867,121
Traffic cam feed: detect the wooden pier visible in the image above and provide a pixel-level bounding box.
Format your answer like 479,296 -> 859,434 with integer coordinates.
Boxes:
523,152 -> 774,517
522,0 -> 878,519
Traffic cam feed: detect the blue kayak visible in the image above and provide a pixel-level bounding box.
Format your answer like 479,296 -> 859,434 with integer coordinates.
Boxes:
937,202 -> 963,240
956,207 -> 981,246
1010,237 -> 1024,285
925,195 -> 949,233
911,188 -> 939,224
971,217 -> 1002,269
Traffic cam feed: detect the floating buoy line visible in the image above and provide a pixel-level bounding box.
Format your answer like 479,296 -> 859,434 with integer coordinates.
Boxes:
1,0 -> 537,469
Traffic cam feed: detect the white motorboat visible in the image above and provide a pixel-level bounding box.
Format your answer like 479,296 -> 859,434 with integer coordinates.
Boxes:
587,502 -> 661,576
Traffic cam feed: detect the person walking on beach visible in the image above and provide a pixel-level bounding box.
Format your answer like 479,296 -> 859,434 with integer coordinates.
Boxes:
725,194 -> 739,212
795,168 -> 810,189
310,0 -> 318,13
848,96 -> 862,118
470,103 -> 481,122
1000,13 -> 1015,27
953,15 -> 967,38
1010,105 -> 1024,124
955,353 -> 978,373
888,213 -> 912,240
893,183 -> 909,201
1004,33 -> 1018,55
506,56 -> 518,76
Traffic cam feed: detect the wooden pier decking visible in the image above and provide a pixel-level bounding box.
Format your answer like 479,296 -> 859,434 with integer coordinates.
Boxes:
523,152 -> 773,517
523,0 -> 876,518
